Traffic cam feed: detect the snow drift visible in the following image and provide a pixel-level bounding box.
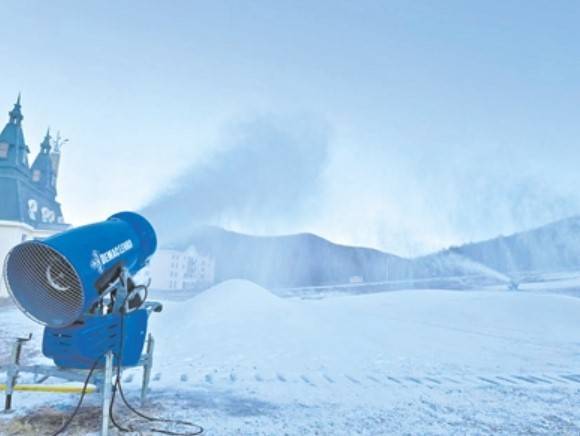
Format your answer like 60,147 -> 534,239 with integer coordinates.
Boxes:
151,279 -> 580,380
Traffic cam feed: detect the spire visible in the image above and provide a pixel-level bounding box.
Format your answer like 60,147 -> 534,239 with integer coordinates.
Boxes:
8,93 -> 23,125
0,95 -> 28,168
40,128 -> 52,154
50,131 -> 66,181
31,129 -> 56,197
52,131 -> 68,154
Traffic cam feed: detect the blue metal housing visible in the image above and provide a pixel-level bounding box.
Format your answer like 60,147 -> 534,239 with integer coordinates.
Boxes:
4,211 -> 159,369
4,211 -> 157,328
42,211 -> 157,316
42,309 -> 149,369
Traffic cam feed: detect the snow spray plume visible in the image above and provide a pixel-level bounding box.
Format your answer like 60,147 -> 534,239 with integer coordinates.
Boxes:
141,115 -> 330,245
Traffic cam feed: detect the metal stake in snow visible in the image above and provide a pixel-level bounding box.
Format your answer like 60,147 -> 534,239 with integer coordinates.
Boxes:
101,351 -> 113,436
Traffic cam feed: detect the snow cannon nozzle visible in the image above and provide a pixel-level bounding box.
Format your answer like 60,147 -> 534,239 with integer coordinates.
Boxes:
2,211 -> 160,369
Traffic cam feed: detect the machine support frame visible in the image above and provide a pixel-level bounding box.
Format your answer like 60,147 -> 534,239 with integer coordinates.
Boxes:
1,333 -> 156,432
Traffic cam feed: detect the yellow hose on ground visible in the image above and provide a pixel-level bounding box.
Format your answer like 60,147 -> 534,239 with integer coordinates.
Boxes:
0,383 -> 96,394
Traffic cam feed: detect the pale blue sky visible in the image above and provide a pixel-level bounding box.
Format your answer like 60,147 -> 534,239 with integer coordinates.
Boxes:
1,1 -> 579,255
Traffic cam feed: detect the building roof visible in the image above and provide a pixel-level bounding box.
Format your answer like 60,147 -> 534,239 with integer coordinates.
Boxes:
0,94 -> 26,149
31,129 -> 57,197
0,97 -> 67,230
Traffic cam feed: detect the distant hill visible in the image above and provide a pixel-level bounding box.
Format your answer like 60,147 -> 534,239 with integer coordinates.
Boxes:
165,225 -> 509,290
168,225 -> 413,289
445,216 -> 580,274
148,215 -> 580,292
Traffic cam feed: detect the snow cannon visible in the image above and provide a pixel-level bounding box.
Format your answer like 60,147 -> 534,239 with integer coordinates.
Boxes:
2,212 -> 162,369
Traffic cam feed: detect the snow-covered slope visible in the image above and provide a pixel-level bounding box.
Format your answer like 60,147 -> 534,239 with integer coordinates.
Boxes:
414,251 -> 510,285
448,215 -> 580,274
160,226 -> 510,292
152,280 -> 580,380
4,280 -> 580,434
166,225 -> 414,289
156,216 -> 580,294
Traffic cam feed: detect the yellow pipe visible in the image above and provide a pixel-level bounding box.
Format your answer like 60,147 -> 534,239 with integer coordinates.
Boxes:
0,383 -> 96,394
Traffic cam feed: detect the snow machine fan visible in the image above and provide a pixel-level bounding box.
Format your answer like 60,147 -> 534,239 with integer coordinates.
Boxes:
2,212 -> 162,369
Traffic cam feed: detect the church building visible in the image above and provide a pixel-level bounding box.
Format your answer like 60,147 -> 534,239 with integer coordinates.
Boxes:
0,96 -> 69,297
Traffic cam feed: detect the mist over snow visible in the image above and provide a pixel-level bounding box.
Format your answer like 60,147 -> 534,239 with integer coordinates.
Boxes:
140,111 -> 580,257
141,114 -> 331,245
309,141 -> 580,256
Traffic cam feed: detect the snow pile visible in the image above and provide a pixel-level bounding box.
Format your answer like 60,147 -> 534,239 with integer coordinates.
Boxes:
152,280 -> 302,373
151,279 -> 580,382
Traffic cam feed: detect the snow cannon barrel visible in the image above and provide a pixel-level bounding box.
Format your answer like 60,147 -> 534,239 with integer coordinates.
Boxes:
3,212 -> 157,328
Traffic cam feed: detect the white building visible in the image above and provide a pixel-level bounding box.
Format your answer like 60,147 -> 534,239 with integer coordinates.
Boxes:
148,247 -> 215,291
0,97 -> 69,298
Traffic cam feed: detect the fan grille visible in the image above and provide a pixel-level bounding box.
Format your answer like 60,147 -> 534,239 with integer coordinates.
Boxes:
3,242 -> 84,328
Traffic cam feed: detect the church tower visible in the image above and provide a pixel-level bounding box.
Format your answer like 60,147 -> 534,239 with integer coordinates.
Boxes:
0,95 -> 30,173
31,129 -> 58,198
0,96 -> 69,298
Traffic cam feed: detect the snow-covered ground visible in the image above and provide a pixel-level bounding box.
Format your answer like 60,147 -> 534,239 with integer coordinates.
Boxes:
3,280 -> 580,435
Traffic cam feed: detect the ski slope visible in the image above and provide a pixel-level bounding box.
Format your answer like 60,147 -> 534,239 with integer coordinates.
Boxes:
3,280 -> 580,434
154,280 -> 580,376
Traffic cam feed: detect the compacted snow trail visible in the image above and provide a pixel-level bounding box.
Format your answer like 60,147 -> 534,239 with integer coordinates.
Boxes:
2,280 -> 580,434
